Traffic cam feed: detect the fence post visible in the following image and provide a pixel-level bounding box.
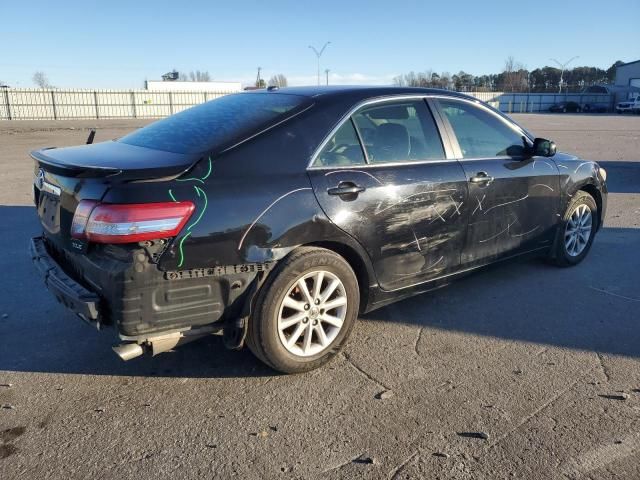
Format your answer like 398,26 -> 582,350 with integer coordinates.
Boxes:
131,91 -> 137,118
204,92 -> 208,103
2,88 -> 11,120
50,91 -> 58,120
169,92 -> 174,114
94,91 -> 100,119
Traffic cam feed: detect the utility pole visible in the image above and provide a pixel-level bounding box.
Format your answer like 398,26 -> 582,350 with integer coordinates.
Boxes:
325,69 -> 330,86
550,56 -> 579,94
308,42 -> 331,86
256,67 -> 262,88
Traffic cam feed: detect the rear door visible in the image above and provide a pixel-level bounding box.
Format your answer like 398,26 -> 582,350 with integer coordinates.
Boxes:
308,97 -> 469,291
434,97 -> 560,266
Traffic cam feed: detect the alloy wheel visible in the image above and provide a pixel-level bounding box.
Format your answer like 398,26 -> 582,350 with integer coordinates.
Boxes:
564,204 -> 592,257
277,270 -> 347,357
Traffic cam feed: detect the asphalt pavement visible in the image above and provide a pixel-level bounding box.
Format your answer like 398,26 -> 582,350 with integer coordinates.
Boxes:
1,114 -> 639,479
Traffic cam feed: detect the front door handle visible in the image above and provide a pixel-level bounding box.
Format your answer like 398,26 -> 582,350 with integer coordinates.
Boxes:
327,181 -> 366,196
469,172 -> 494,184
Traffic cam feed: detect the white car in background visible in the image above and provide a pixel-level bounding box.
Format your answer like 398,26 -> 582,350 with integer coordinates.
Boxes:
615,95 -> 640,114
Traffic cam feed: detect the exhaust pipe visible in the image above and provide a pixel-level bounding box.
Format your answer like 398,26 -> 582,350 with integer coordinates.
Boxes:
112,343 -> 144,361
112,334 -> 191,361
113,325 -> 223,361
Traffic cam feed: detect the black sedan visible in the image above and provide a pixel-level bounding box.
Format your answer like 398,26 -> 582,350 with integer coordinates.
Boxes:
549,101 -> 582,113
30,87 -> 608,373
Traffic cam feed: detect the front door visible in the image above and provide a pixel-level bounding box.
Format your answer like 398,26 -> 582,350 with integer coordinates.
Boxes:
434,98 -> 560,266
308,98 -> 469,290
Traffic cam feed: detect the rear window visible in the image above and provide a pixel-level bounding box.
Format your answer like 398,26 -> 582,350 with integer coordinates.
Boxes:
118,93 -> 308,154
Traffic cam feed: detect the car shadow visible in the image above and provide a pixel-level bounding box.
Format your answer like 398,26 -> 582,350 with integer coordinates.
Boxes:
362,224 -> 640,359
1,205 -> 638,378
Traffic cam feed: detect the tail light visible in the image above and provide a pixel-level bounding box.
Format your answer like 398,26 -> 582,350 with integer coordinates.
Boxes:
71,200 -> 195,244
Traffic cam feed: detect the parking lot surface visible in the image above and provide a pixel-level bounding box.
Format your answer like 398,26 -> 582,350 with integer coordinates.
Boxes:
1,114 -> 639,479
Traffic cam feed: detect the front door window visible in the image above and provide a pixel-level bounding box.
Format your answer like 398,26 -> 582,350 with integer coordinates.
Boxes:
438,99 -> 526,158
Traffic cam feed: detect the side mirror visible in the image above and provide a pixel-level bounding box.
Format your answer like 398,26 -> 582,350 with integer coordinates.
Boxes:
532,138 -> 556,157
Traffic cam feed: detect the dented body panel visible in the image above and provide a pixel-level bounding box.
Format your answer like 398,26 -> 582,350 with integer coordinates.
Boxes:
309,161 -> 469,290
458,156 -> 561,266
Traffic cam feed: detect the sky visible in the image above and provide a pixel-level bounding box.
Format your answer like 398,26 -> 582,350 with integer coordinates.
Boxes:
2,0 -> 639,89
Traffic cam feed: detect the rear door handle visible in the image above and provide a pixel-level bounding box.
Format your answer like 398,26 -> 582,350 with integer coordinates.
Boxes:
469,172 -> 494,184
327,181 -> 366,196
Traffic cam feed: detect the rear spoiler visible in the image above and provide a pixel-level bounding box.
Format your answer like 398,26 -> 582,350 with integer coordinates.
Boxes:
31,148 -> 121,178
30,144 -> 198,182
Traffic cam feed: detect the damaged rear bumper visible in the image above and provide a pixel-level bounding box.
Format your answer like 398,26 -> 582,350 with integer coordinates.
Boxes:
30,236 -> 265,340
30,236 -> 102,326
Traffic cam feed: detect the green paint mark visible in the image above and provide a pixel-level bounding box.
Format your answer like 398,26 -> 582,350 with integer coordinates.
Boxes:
176,176 -> 205,184
177,231 -> 192,268
201,157 -> 213,180
187,186 -> 207,231
172,157 -> 213,267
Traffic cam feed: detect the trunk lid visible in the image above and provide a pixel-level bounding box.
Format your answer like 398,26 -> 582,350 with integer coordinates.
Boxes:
32,141 -> 199,253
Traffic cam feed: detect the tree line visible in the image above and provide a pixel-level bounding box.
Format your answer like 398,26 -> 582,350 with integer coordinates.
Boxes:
177,70 -> 288,88
24,59 -> 625,92
393,58 -> 625,93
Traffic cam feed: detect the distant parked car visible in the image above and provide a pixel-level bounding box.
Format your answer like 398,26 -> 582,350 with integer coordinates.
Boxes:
582,103 -> 608,113
615,95 -> 640,114
583,85 -> 611,95
549,102 -> 581,113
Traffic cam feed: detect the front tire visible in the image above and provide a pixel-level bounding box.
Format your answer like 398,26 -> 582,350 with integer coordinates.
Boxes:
247,247 -> 359,373
551,191 -> 598,267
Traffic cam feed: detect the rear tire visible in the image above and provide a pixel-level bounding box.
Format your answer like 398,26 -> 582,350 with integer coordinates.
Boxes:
247,247 -> 359,373
551,191 -> 598,267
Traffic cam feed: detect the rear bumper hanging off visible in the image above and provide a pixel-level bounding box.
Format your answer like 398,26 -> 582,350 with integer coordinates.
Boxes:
30,236 -> 265,339
30,236 -> 101,326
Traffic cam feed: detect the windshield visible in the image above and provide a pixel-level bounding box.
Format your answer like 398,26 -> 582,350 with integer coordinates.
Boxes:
119,92 -> 309,154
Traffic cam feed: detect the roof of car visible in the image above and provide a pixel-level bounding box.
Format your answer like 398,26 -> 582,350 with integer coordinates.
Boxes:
246,85 -> 475,102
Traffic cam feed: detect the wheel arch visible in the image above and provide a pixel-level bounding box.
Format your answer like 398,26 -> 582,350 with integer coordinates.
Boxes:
578,183 -> 603,229
302,240 -> 373,314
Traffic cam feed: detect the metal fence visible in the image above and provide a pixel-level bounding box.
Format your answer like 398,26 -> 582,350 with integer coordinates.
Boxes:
465,92 -> 614,113
0,88 -> 617,120
0,88 -> 232,120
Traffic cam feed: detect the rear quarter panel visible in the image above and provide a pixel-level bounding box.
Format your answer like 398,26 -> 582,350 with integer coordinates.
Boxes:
103,102 -> 375,276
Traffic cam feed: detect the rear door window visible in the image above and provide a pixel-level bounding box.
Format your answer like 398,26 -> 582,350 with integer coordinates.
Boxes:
315,119 -> 366,167
118,93 -> 309,154
352,100 -> 445,164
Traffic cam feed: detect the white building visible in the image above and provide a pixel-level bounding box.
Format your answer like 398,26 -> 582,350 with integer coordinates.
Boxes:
614,60 -> 640,101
